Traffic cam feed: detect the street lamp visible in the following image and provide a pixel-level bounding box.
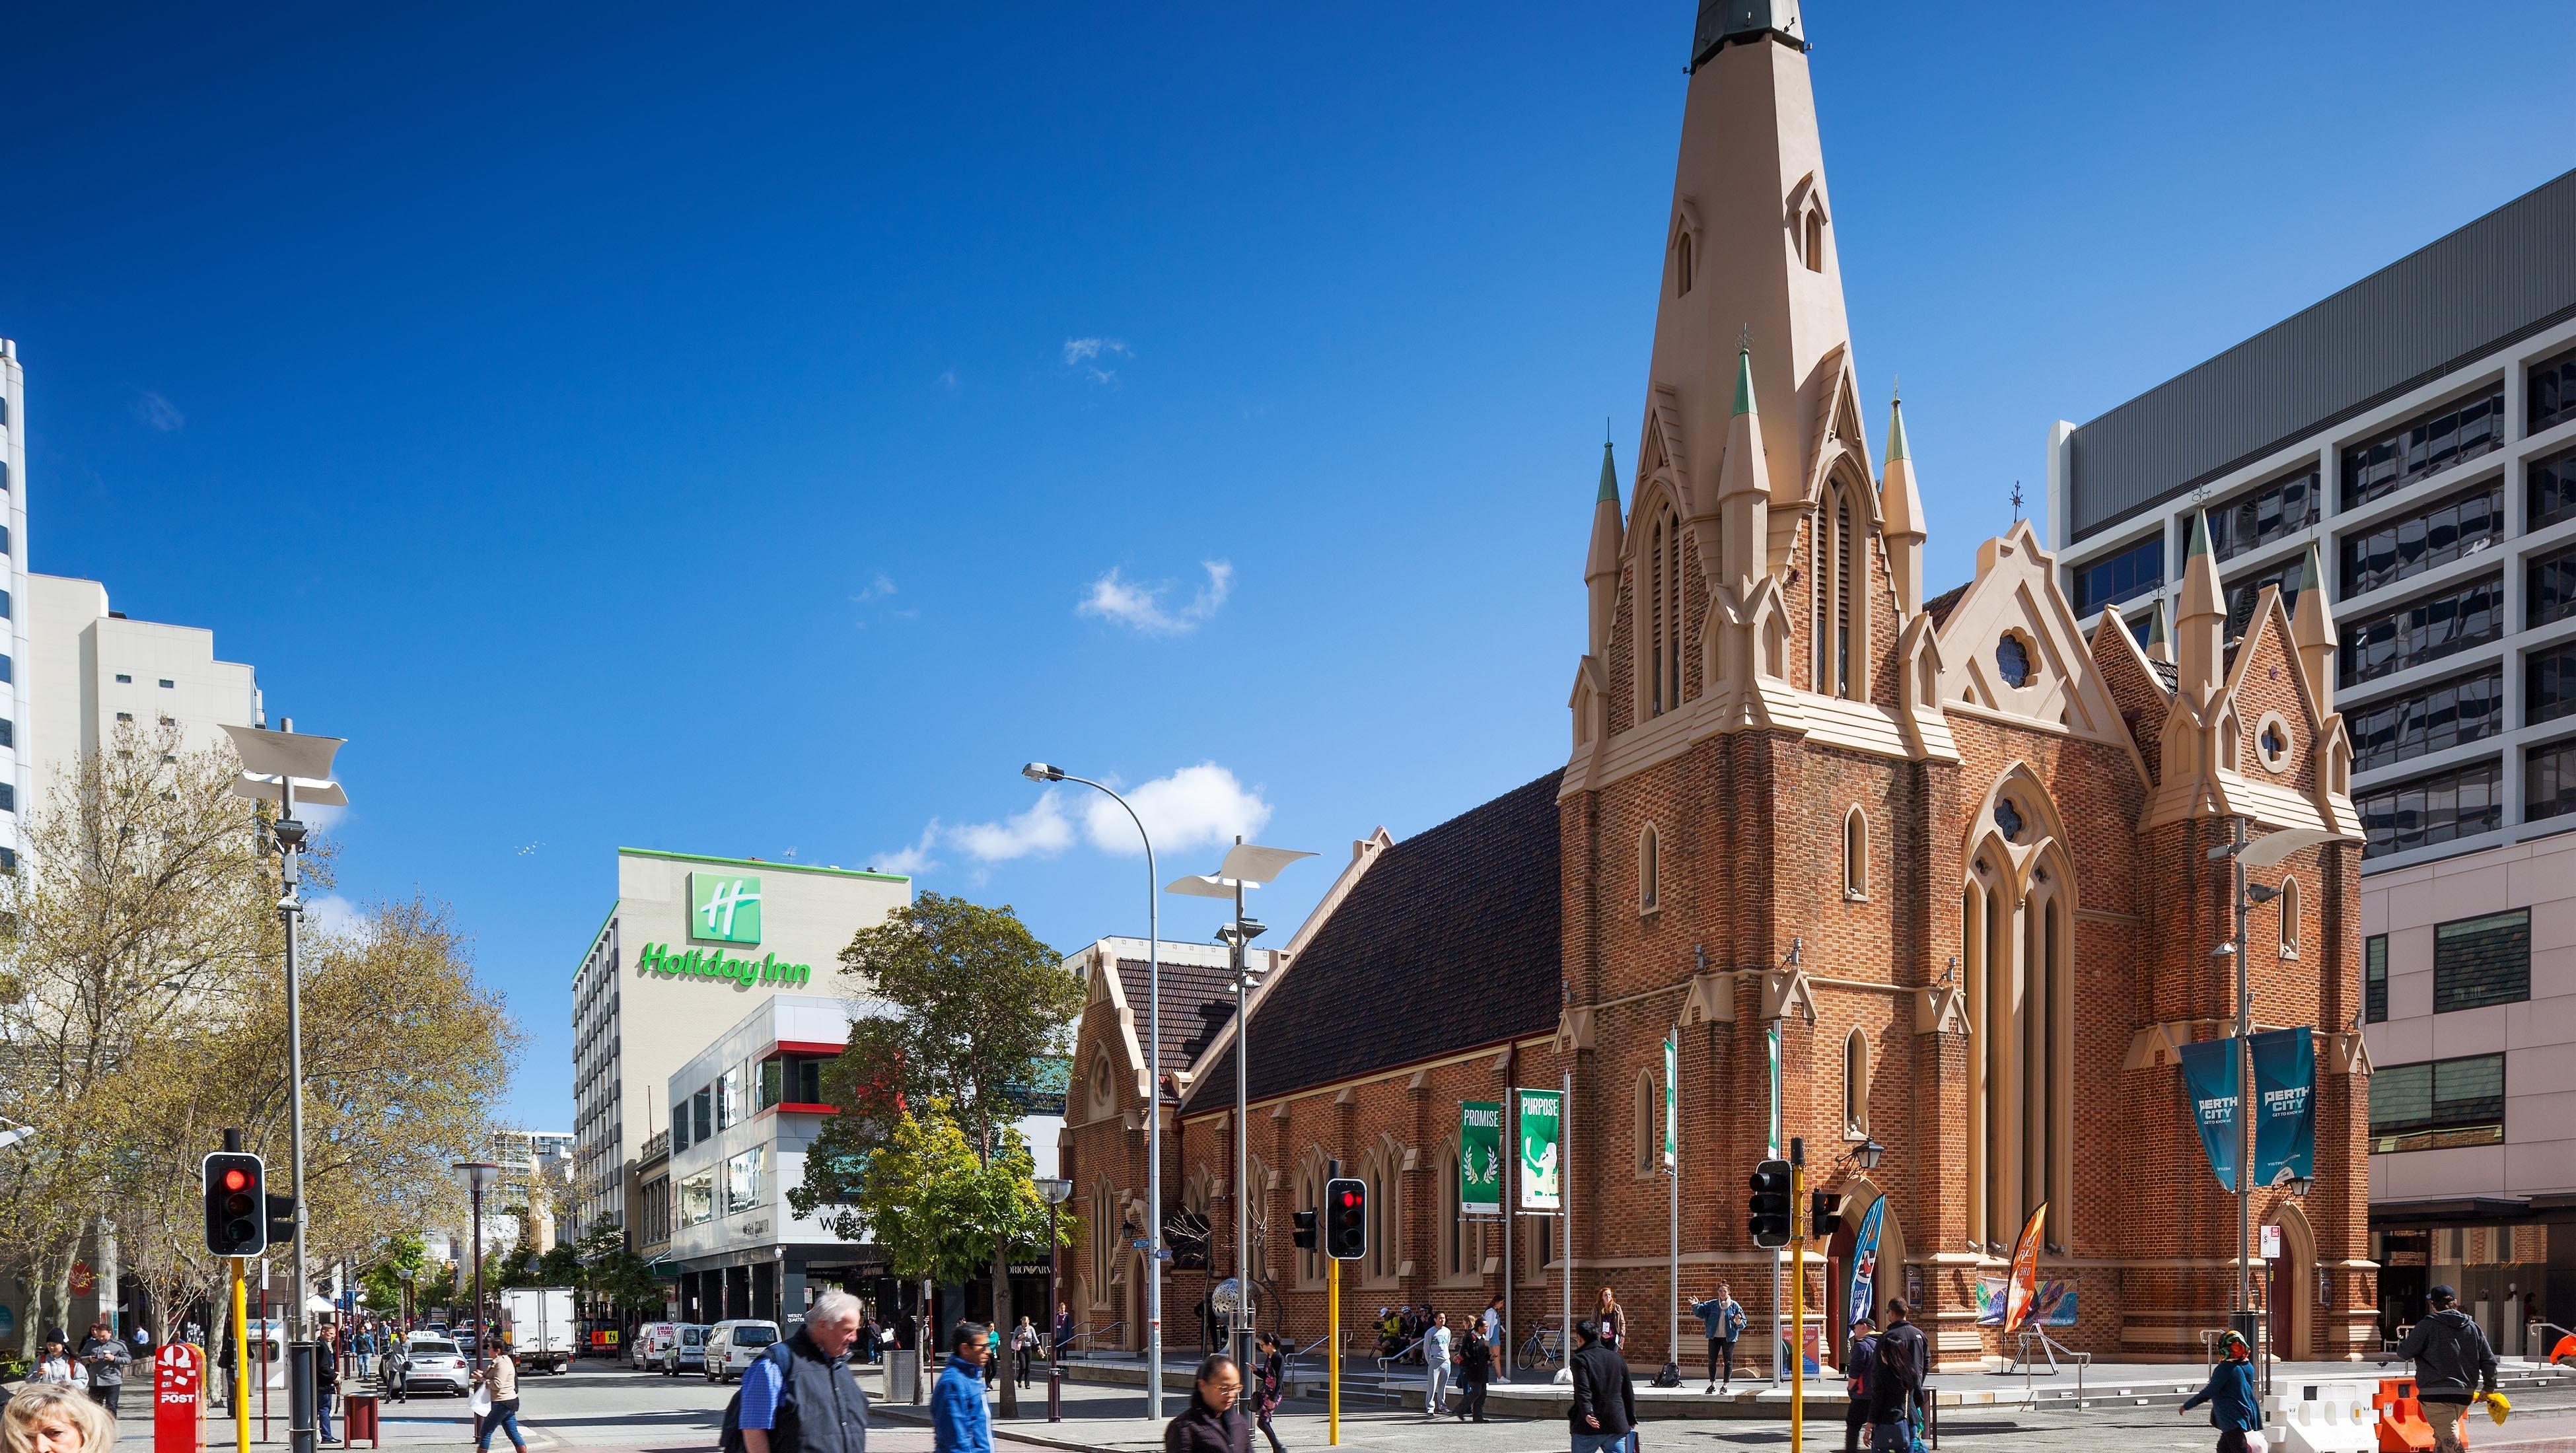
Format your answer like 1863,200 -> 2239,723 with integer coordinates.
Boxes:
2208,822 -> 2350,1362
1170,840 -> 1314,1377
1034,1176 -> 1073,1422
225,719 -> 345,1453
1020,762 -> 1172,1419
450,1162 -> 503,1372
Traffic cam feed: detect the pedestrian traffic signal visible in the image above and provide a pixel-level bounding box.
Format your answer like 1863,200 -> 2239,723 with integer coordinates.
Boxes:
203,1152 -> 266,1256
1746,1159 -> 1791,1248
1292,1209 -> 1319,1251
1325,1176 -> 1367,1260
1810,1189 -> 1839,1240
268,1193 -> 299,1249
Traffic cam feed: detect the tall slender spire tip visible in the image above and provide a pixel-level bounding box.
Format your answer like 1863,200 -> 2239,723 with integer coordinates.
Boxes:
1596,439 -> 1619,505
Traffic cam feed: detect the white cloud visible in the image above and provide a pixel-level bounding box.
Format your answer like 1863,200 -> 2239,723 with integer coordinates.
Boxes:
304,894 -> 367,940
885,762 -> 1271,875
1083,762 -> 1270,855
870,822 -> 942,877
132,390 -> 184,432
936,368 -> 960,394
949,790 -> 1077,863
853,571 -> 897,604
1061,337 -> 1131,384
1077,560 -> 1233,636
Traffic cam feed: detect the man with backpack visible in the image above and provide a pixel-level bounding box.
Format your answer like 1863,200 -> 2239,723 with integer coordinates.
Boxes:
2380,1285 -> 2497,1453
1867,1300 -> 1927,1453
1840,1316 -> 1878,1453
727,1291 -> 873,1453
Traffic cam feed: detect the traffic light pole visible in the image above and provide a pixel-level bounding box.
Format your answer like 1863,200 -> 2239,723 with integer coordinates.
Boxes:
1326,1254 -> 1340,1447
232,1258 -> 251,1453
275,775 -> 317,1453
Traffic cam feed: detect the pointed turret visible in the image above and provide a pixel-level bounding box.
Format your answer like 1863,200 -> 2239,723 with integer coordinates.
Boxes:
2143,596 -> 2171,664
2176,512 -> 2225,702
1879,389 -> 1925,614
2291,541 -> 2337,713
1713,347 -> 1774,594
1586,441 -> 1624,658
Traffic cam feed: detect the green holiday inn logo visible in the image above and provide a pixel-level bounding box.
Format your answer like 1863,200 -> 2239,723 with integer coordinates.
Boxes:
691,872 -> 763,944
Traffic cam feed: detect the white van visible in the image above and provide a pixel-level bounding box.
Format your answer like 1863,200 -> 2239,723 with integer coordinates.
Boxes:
635,1323 -> 676,1369
659,1323 -> 708,1376
703,1320 -> 782,1383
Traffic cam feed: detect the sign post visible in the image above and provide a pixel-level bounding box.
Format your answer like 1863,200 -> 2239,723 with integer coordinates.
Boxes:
155,1341 -> 204,1453
1789,1138 -> 1805,1453
231,1259 -> 250,1453
1326,1254 -> 1340,1446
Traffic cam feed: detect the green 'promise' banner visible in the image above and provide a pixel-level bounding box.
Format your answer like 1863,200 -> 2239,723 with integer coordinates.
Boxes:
1517,1088 -> 1563,1211
1460,1102 -> 1503,1215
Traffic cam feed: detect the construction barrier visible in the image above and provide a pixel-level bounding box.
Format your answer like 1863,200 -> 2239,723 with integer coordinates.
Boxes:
2262,1376 -> 2377,1453
2371,1378 -> 2445,1452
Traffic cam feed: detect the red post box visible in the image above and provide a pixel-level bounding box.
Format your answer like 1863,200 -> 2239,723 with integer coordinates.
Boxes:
153,1343 -> 203,1453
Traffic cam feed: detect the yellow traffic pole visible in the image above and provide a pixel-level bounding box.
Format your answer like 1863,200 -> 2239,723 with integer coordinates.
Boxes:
1328,1255 -> 1341,1446
1790,1151 -> 1805,1453
232,1256 -> 251,1453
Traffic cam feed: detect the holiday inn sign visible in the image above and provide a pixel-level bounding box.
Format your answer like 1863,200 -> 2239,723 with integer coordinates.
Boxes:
627,872 -> 815,988
692,872 -> 764,944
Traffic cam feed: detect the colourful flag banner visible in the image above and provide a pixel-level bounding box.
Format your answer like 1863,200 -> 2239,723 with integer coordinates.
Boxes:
2177,1035 -> 2242,1193
2002,1203 -> 2048,1333
1460,1101 -> 1503,1215
2250,1028 -> 2315,1189
1517,1089 -> 1563,1211
1848,1195 -> 1886,1329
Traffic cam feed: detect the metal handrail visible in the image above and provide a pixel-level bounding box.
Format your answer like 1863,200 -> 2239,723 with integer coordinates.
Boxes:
1063,1321 -> 1126,1355
1295,1332 -> 1334,1359
1377,1336 -> 1427,1374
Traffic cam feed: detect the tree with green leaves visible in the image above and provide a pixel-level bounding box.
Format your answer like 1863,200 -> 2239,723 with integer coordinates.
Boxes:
790,892 -> 1082,1416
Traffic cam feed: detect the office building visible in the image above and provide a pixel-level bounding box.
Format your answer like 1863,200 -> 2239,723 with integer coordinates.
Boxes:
0,342 -> 26,870
2050,166 -> 2576,1344
567,849 -> 908,1246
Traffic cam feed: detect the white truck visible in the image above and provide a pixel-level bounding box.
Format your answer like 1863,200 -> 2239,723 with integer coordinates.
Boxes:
495,1287 -> 579,1374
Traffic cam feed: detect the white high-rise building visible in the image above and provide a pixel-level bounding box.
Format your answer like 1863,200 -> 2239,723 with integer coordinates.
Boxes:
25,575 -> 263,802
1,341 -> 34,871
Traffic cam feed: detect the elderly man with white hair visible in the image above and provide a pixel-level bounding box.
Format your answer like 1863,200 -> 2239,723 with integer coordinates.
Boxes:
736,1289 -> 871,1453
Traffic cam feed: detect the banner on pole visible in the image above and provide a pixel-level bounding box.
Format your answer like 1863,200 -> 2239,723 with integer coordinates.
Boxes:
2177,1035 -> 2242,1193
2250,1028 -> 2316,1189
1976,1277 -> 2077,1327
1662,1037 -> 1678,1170
1847,1195 -> 1886,1328
1766,1022 -> 1782,1159
1517,1089 -> 1563,1211
2002,1203 -> 2048,1333
1460,1102 -> 1503,1215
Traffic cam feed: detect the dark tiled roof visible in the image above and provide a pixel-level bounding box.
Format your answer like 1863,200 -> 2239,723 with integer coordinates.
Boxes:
2150,659 -> 2178,691
1923,582 -> 1970,628
1116,955 -> 1236,1102
1182,769 -> 1565,1114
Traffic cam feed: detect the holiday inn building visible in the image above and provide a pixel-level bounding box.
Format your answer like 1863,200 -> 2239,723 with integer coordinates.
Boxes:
567,849 -> 910,1248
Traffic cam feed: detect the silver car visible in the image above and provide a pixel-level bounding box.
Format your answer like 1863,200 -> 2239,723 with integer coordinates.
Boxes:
402,1337 -> 472,1396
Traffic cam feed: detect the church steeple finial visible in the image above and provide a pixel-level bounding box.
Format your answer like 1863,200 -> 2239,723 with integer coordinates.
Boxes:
1584,435 -> 1624,660
1598,424 -> 1619,505
1878,383 -> 1925,614
2176,511 -> 2225,700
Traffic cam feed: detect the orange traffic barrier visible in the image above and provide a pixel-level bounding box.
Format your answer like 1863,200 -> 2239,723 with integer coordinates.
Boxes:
2550,1333 -> 2576,1368
2373,1377 -> 2440,1452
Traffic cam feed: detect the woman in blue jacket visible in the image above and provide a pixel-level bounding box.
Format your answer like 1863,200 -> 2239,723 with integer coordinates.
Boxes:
2178,1331 -> 2261,1452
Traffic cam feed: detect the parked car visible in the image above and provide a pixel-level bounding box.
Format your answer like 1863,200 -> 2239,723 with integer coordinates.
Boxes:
703,1320 -> 781,1384
659,1324 -> 707,1377
403,1337 -> 472,1396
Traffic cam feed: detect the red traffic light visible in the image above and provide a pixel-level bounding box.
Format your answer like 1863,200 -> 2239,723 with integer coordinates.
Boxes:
223,1168 -> 250,1192
1339,1191 -> 1359,1208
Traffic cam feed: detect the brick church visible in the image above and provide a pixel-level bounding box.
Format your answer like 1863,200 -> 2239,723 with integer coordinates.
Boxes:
1060,0 -> 2375,1370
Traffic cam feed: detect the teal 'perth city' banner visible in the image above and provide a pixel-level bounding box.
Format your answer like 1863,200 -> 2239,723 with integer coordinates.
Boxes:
2250,1027 -> 2316,1189
2178,1036 -> 2241,1193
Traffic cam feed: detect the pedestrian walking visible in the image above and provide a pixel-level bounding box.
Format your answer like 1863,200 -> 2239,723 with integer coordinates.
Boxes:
1566,1319 -> 1633,1453
1421,1312 -> 1452,1418
1250,1331 -> 1287,1453
2178,1331 -> 2260,1453
4,1382 -> 117,1453
26,1345 -> 77,1393
1692,1283 -> 1745,1394
1052,1303 -> 1073,1359
1011,1319 -> 1035,1390
1593,1289 -> 1625,1353
727,1289 -> 871,1453
1480,1297 -> 1505,1381
931,1324 -> 991,1453
472,1337 -> 524,1453
1866,1300 -> 1928,1453
2379,1285 -> 2498,1453
384,1336 -> 409,1404
74,1325 -> 125,1417
1839,1315 -> 1878,1453
1163,1355 -> 1249,1453
1457,1320 -> 1493,1423
315,1334 -> 340,1445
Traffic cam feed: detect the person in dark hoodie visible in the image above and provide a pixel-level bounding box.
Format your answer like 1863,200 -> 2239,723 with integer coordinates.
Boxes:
2179,1330 -> 2260,1452
1164,1354 -> 1252,1453
2380,1285 -> 2497,1453
1867,1299 -> 1929,1453
1567,1319 -> 1633,1453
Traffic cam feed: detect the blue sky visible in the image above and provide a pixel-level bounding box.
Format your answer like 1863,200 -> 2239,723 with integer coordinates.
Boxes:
7,3 -> 2571,1127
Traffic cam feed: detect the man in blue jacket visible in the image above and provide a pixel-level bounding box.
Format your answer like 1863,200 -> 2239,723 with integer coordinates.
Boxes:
932,1322 -> 992,1453
2178,1330 -> 2260,1453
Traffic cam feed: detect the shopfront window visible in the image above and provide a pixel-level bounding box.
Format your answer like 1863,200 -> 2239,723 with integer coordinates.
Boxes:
726,1145 -> 766,1215
679,1170 -> 715,1226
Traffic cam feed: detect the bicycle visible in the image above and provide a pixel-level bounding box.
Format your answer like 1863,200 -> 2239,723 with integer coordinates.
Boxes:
1517,1325 -> 1563,1372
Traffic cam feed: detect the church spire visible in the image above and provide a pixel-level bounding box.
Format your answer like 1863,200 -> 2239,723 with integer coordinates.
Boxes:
1585,438 -> 1624,660
2144,595 -> 2171,664
2291,540 -> 2337,713
1878,387 -> 1925,614
2176,511 -> 2225,701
